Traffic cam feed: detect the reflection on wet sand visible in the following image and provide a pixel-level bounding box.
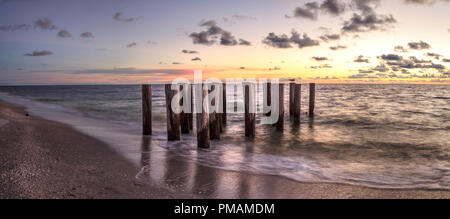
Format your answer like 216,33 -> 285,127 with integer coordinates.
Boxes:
137,133 -> 313,198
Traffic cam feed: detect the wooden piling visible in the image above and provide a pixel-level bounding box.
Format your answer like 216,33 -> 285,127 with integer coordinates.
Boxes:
293,83 -> 301,124
265,82 -> 271,116
222,83 -> 227,126
142,84 -> 152,135
276,84 -> 285,131
188,84 -> 193,131
289,82 -> 295,116
309,83 -> 316,117
209,84 -> 220,140
244,84 -> 256,137
197,86 -> 210,148
180,84 -> 190,134
165,84 -> 180,141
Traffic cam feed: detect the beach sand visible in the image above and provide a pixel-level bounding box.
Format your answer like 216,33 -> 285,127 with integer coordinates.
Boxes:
1,100 -> 450,199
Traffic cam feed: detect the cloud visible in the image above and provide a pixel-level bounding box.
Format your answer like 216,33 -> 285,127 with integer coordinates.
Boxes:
189,20 -> 251,46
311,64 -> 332,69
408,41 -> 431,50
312,56 -> 329,61
291,0 -> 346,20
424,52 -> 442,60
354,55 -> 370,63
126,42 -> 137,48
320,33 -> 341,42
113,12 -> 140,23
34,18 -> 57,30
379,54 -> 403,61
394,46 -> 409,53
292,2 -> 320,20
223,14 -> 257,24
80,32 -> 94,38
262,33 -> 292,48
238,39 -> 252,46
403,0 -> 450,5
0,24 -> 30,31
191,57 -> 202,61
443,59 -> 450,63
182,50 -> 198,54
320,0 -> 347,16
57,29 -> 71,38
24,50 -> 53,57
342,12 -> 396,33
329,45 -> 347,50
262,31 -> 320,49
172,62 -> 182,65
147,40 -> 158,45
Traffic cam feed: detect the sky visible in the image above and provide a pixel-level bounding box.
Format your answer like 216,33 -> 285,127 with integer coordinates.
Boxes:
0,0 -> 449,85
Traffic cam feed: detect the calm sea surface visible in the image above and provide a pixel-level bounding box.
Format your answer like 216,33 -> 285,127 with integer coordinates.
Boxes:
1,84 -> 449,189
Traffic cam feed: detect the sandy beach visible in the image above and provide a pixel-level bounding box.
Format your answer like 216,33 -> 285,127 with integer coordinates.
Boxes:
1,100 -> 450,199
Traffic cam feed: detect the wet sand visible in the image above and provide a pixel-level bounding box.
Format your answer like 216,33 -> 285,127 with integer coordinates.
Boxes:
1,100 -> 450,199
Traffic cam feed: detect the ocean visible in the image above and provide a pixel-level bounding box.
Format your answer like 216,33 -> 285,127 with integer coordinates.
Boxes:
0,84 -> 449,190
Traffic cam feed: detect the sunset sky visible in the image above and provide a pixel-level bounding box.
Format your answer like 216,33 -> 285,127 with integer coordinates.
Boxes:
0,0 -> 449,85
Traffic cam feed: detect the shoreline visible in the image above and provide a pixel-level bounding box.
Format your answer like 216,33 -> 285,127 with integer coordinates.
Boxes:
1,100 -> 450,198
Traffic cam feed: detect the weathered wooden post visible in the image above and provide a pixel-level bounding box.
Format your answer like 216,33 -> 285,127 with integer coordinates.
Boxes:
165,84 -> 180,141
188,84 -> 193,131
309,83 -> 316,117
222,82 -> 227,126
265,82 -> 271,116
180,84 -> 190,134
142,84 -> 152,135
294,83 -> 301,124
289,82 -> 295,116
244,83 -> 256,137
197,84 -> 210,148
209,84 -> 220,140
276,83 -> 285,131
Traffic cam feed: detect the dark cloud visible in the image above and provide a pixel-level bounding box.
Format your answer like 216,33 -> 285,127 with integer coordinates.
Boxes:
238,39 -> 252,46
320,33 -> 341,42
351,0 -> 381,14
182,50 -> 198,54
354,55 -> 370,63
34,18 -> 57,30
223,14 -> 257,24
0,24 -> 30,31
342,12 -> 396,33
424,52 -> 442,60
442,59 -> 450,63
291,0 -> 346,20
113,12 -> 140,23
290,31 -> 320,48
80,32 -> 94,38
408,41 -> 431,50
147,40 -> 158,45
262,33 -> 292,48
191,57 -> 202,61
394,46 -> 409,53
126,42 -> 137,48
320,0 -> 346,16
312,56 -> 329,61
24,50 -> 53,57
329,45 -> 347,50
57,29 -> 71,38
379,54 -> 403,61
172,62 -> 182,65
262,31 -> 320,49
189,20 -> 250,46
292,2 -> 320,20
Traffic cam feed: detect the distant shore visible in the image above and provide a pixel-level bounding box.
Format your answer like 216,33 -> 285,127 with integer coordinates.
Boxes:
1,100 -> 450,199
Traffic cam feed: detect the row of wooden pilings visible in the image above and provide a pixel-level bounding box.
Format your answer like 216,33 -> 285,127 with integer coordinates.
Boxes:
142,82 -> 316,148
